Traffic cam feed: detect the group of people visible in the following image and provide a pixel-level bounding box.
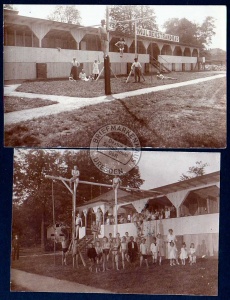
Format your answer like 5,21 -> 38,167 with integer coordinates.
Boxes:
166,229 -> 197,267
84,229 -> 197,272
69,58 -> 101,81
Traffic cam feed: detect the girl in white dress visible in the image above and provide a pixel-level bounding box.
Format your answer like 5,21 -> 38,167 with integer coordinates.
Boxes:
168,241 -> 178,266
92,59 -> 101,80
167,229 -> 179,264
180,242 -> 188,265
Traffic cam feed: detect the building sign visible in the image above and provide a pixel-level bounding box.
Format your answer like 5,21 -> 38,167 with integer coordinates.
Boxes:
136,28 -> 179,43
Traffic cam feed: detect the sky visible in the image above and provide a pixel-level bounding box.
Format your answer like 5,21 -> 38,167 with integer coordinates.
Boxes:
14,5 -> 226,50
138,151 -> 220,189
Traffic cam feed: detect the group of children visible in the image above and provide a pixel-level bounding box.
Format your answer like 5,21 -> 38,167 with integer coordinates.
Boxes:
69,59 -> 101,82
84,231 -> 197,273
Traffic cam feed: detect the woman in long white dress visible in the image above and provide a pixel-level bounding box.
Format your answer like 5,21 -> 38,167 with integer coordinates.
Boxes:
166,229 -> 179,264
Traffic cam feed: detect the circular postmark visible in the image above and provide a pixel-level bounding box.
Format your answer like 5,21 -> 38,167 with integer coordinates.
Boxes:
90,124 -> 141,175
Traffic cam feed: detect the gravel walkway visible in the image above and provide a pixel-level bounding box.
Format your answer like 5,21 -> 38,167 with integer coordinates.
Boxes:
11,268 -> 111,293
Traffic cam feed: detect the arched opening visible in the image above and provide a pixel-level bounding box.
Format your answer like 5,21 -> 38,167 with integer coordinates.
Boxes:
147,43 -> 160,60
173,46 -> 182,56
161,44 -> 172,55
109,37 -> 128,53
144,196 -> 177,219
43,29 -> 77,50
192,48 -> 199,57
129,40 -> 146,54
180,185 -> 219,217
184,47 -> 191,57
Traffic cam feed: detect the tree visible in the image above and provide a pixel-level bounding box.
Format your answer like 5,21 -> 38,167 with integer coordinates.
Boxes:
109,5 -> 158,35
13,150 -> 144,248
179,161 -> 209,181
163,18 -> 198,45
196,16 -> 216,48
47,5 -> 81,24
163,16 -> 216,48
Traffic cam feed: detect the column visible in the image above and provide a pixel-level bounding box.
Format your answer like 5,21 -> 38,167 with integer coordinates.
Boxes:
29,23 -> 52,48
166,190 -> 189,218
70,29 -> 85,50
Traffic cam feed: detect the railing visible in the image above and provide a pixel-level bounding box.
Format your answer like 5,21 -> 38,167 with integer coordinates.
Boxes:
149,54 -> 171,73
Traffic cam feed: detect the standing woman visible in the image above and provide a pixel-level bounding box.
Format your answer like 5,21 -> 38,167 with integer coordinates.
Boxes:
92,59 -> 101,80
166,229 -> 179,264
71,58 -> 80,80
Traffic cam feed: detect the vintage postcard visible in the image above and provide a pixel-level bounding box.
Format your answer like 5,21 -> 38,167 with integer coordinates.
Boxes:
3,5 -> 226,148
11,149 -> 220,295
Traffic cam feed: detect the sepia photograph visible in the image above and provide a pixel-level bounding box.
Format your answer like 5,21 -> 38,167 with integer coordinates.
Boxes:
3,4 -> 226,148
11,149 -> 220,295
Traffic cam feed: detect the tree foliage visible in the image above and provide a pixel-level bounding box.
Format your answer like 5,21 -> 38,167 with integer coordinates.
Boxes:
47,5 -> 81,24
13,150 -> 144,246
109,5 -> 158,35
163,16 -> 216,48
179,161 -> 209,181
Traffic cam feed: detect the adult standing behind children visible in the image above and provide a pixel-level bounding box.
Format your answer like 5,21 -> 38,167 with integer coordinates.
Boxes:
93,59 -> 101,80
70,58 -> 80,80
131,58 -> 142,83
128,236 -> 138,264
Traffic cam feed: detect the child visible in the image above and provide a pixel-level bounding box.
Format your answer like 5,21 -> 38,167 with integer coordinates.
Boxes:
156,233 -> 164,265
120,236 -> 128,269
150,237 -> 158,264
180,242 -> 188,265
189,243 -> 196,265
87,243 -> 97,272
140,238 -> 149,268
95,240 -> 103,272
168,241 -> 178,266
102,236 -> 111,271
61,234 -> 69,265
91,221 -> 99,242
111,237 -> 120,270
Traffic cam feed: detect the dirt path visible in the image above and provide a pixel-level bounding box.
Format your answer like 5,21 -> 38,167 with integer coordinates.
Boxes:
11,268 -> 111,293
4,74 -> 226,125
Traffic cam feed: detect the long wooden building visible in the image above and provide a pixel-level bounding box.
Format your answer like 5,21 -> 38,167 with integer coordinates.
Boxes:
4,8 -> 201,80
76,171 -> 219,258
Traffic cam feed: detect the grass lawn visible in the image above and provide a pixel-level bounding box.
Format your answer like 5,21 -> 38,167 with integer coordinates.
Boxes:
15,71 -> 219,98
11,253 -> 218,295
4,96 -> 58,113
4,76 -> 226,148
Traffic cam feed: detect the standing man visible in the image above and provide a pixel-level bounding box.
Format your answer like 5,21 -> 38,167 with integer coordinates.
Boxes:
70,166 -> 80,188
115,38 -> 126,57
75,213 -> 82,239
96,207 -> 103,234
98,19 -> 109,58
131,58 -> 142,83
12,235 -> 20,260
70,58 -> 80,81
127,236 -> 138,264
